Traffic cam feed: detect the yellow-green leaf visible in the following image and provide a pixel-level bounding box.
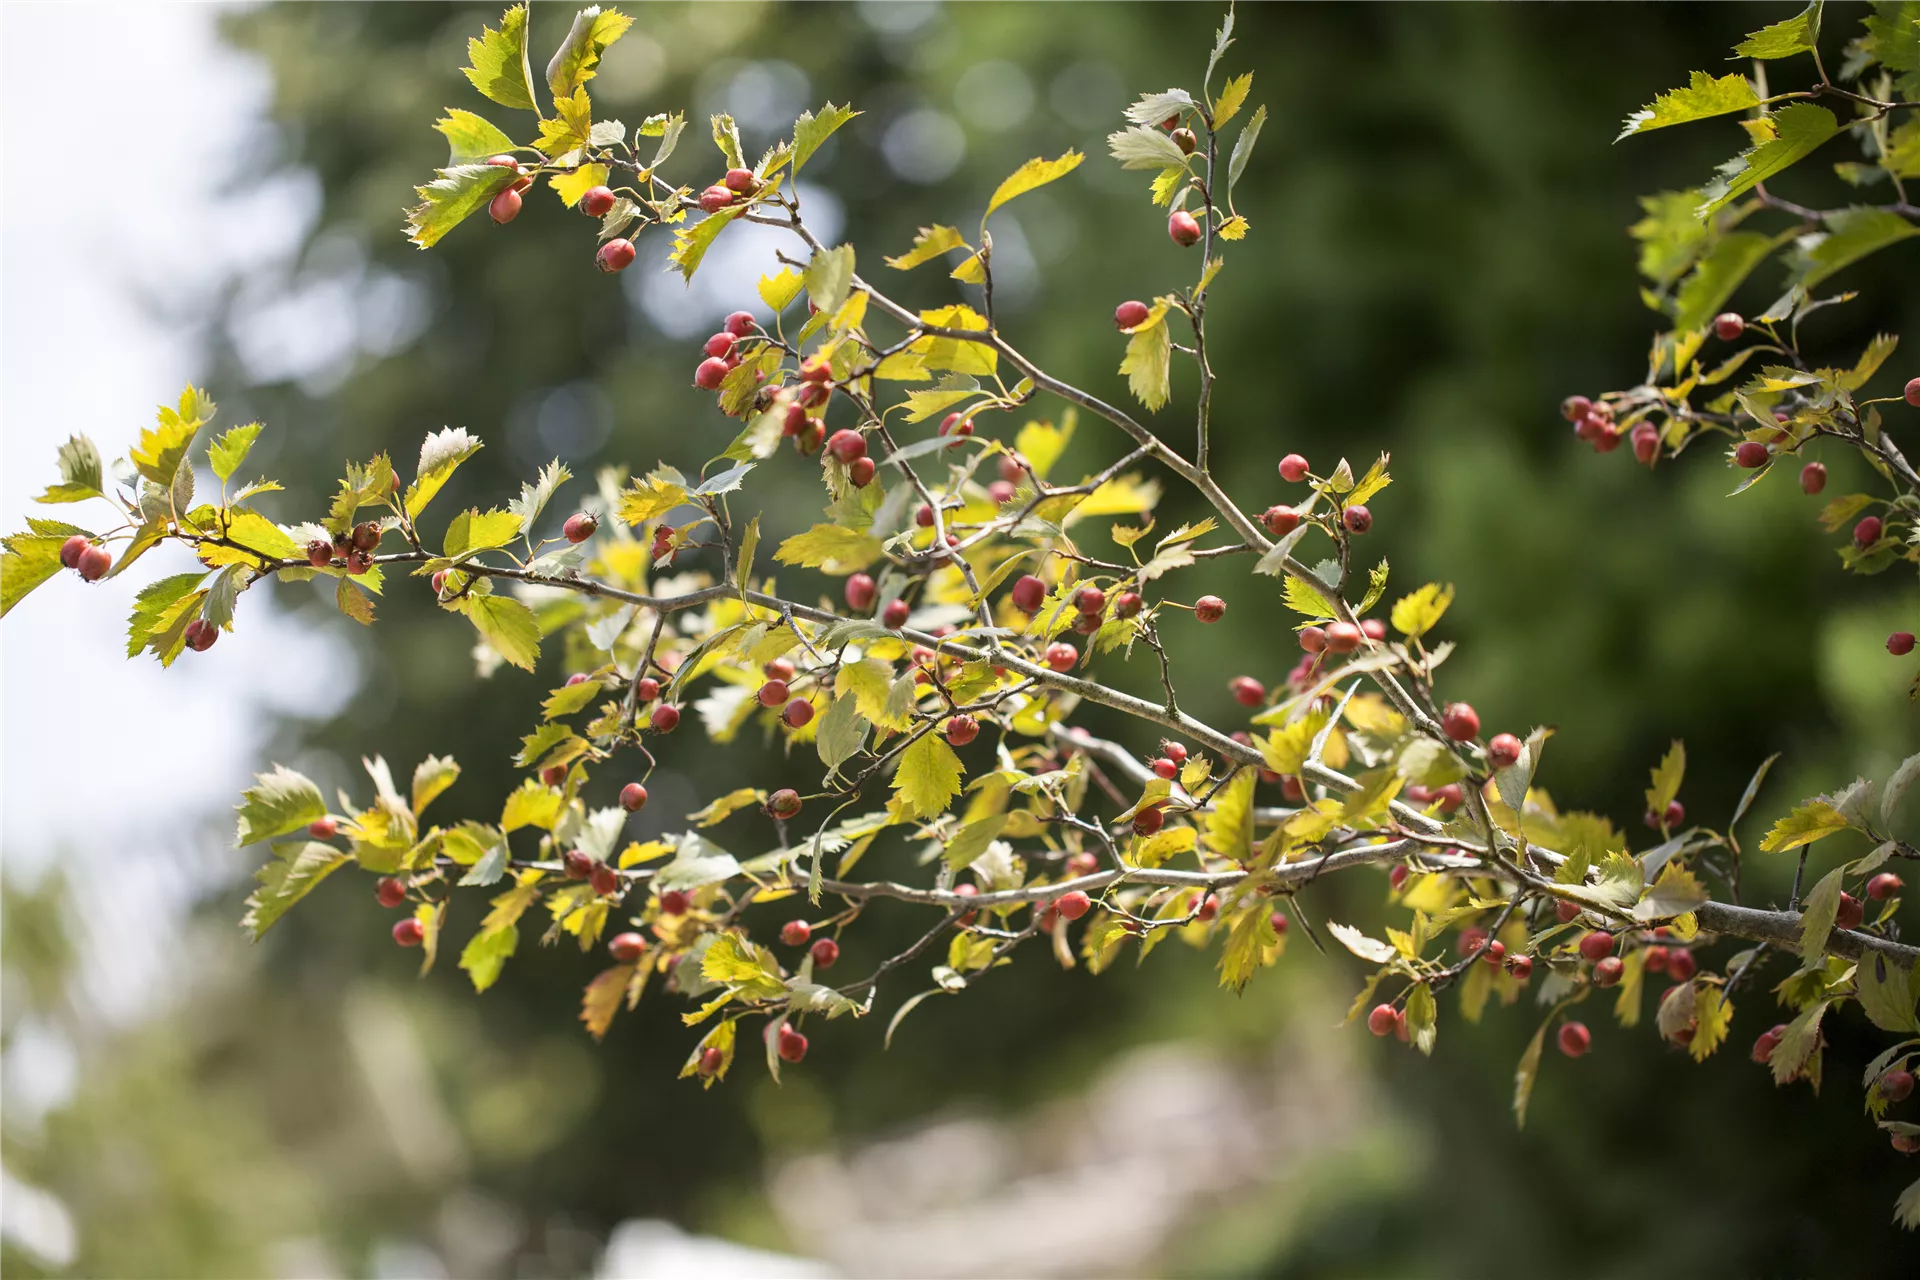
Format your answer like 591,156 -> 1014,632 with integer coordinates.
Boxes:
1758,799 -> 1851,852
892,734 -> 964,820
462,4 -> 536,111
1390,582 -> 1454,640
885,225 -> 968,270
985,151 -> 1083,218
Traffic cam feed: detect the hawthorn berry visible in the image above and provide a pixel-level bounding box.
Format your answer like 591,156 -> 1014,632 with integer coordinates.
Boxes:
724,167 -> 756,193
1433,783 -> 1464,813
559,849 -> 592,880
1230,676 -> 1266,706
914,504 -> 936,529
845,573 -> 877,612
1045,641 -> 1078,671
1367,1004 -> 1400,1037
58,534 -> 89,569
724,311 -> 756,337
1281,775 -> 1305,802
1387,864 -> 1410,894
946,714 -> 980,747
939,412 -> 974,439
609,931 -> 646,963
650,704 -> 681,733
777,1024 -> 809,1063
1170,126 -> 1198,155
1115,299 -> 1150,329
184,619 -> 218,652
758,679 -> 790,708
769,788 -> 804,820
1560,395 -> 1592,422
1506,954 -> 1534,981
1270,910 -> 1290,935
704,332 -> 736,360
781,920 -> 811,947
1278,453 -> 1310,483
1882,1069 -> 1916,1103
1631,422 -> 1660,465
1194,595 -> 1226,623
694,357 -> 730,390
1734,440 -> 1769,469
376,877 -> 407,908
597,238 -> 637,272
1342,505 -> 1372,534
810,937 -> 840,967
580,185 -> 616,216
309,816 -> 339,840
1893,1134 -> 1920,1155
1836,892 -> 1865,931
633,676 -> 660,703
1643,945 -> 1669,974
1557,1021 -> 1592,1058
1487,733 -> 1522,770
698,184 -> 734,212
1298,626 -> 1327,654
1065,852 -> 1099,878
620,782 -> 649,813
488,186 -> 522,224
1906,375 -> 1920,407
1868,872 -> 1904,900
1113,591 -> 1144,618
881,598 -> 911,630
77,543 -> 112,581
1011,574 -> 1048,613
1712,312 -> 1745,341
540,764 -> 567,787
1665,948 -> 1697,981
1555,900 -> 1582,924
345,550 -> 372,575
1074,586 -> 1106,615
763,657 -> 796,682
953,881 -> 980,926
1800,461 -> 1826,494
658,889 -> 690,915
849,457 -> 876,488
1889,632 -> 1916,656
1261,505 -> 1300,536
393,918 -> 425,947
1441,702 -> 1480,742
1593,955 -> 1624,987
1855,515 -> 1884,548
826,429 -> 866,463
1152,757 -> 1179,780
1324,621 -> 1362,654
1361,618 -> 1387,641
782,699 -> 814,728
1055,890 -> 1093,921
1578,930 -> 1614,962
1592,425 -> 1623,453
1132,805 -> 1165,836
697,1046 -> 725,1076
1751,1024 -> 1786,1064
1168,210 -> 1201,246
563,512 -> 598,543
590,864 -> 619,896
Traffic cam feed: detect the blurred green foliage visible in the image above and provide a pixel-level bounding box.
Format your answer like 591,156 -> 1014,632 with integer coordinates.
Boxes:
6,3 -> 1918,1276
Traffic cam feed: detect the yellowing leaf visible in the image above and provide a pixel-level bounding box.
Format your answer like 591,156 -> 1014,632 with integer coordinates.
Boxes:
1217,214 -> 1248,240
551,162 -> 610,207
1203,768 -> 1256,859
1644,740 -> 1686,826
759,266 -> 804,311
892,734 -> 964,820
886,225 -> 968,270
1758,799 -> 1851,852
1118,300 -> 1173,411
545,5 -> 632,100
461,594 -> 540,671
792,102 -> 858,174
617,470 -> 690,525
774,523 -> 882,574
1618,71 -> 1760,140
985,151 -> 1083,218
462,4 -> 536,111
1390,582 -> 1454,639
1214,72 -> 1253,125
1217,904 -> 1281,992
581,963 -> 636,1040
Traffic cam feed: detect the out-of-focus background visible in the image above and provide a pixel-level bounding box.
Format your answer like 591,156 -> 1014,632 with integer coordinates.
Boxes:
3,3 -> 1917,1276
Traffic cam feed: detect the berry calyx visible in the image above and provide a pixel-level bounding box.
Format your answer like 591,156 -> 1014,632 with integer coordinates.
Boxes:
650,704 -> 681,733
1557,1021 -> 1592,1058
1115,300 -> 1150,330
1487,733 -> 1523,770
376,877 -> 407,908
1342,505 -> 1372,534
810,937 -> 840,967
1194,595 -> 1226,623
777,1024 -> 809,1063
768,788 -> 803,820
1011,574 -> 1047,613
1278,454 -> 1310,483
844,573 -> 877,612
1055,890 -> 1093,921
724,167 -> 757,194
826,429 -> 866,463
1367,1004 -> 1400,1037
1855,515 -> 1884,548
488,186 -> 522,224
1712,312 -> 1745,341
1230,676 -> 1266,706
881,598 -> 911,630
1889,632 -> 1916,656
580,185 -> 616,216
1441,702 -> 1480,742
658,889 -> 690,915
1261,505 -> 1300,536
1168,210 -> 1202,246
782,698 -> 814,728
393,918 -> 425,947
609,932 -> 646,963
620,782 -> 649,813
1577,930 -> 1615,962
597,238 -> 637,273
563,512 -> 598,543
77,543 -> 112,581
1045,641 -> 1078,671
1868,872 -> 1903,900
946,714 -> 980,747
1800,461 -> 1826,494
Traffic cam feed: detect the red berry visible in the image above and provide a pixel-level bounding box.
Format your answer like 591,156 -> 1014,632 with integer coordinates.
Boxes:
1433,783 -> 1463,813
1555,900 -> 1581,925
374,877 -> 407,909
541,764 -> 567,787
849,457 -> 876,488
1712,312 -> 1745,341
658,889 -> 690,915
183,619 -> 218,652
1560,396 -> 1591,422
1055,890 -> 1093,921
596,237 -> 637,273
939,412 -> 974,439
1073,586 -> 1105,616
1132,805 -> 1165,836
768,789 -> 803,820
1751,1026 -> 1785,1065
1168,210 -> 1201,246
1734,440 -> 1769,468
1230,676 -> 1266,706
393,918 -> 425,947
1270,909 -> 1289,935
1441,702 -> 1480,742
59,534 -> 92,569
1360,619 -> 1386,642
1506,954 -> 1533,981
800,355 -> 834,383
1192,893 -> 1220,924
610,782 -> 647,815
488,186 -> 523,224
782,698 -> 814,728
1114,300 -> 1150,329
1907,376 -> 1920,407
1868,872 -> 1903,900
1798,461 -> 1826,494
723,311 -> 756,337
724,167 -> 756,193
1557,1021 -> 1591,1058
1487,733 -> 1522,770
1854,515 -> 1883,548
1882,1069 -> 1916,1102
633,676 -> 660,703
1367,1004 -> 1399,1037
1281,775 -> 1305,802
563,512 -> 598,544
1260,505 -> 1300,536
1889,632 -> 1916,656
699,184 -> 734,212
757,679 -> 790,708
953,881 -> 980,926
579,185 -> 617,217
77,543 -> 111,581
987,480 -> 1015,503
650,704 -> 680,733
1324,621 -> 1362,654
703,331 -> 736,360
1113,591 -> 1144,619
1665,949 -> 1697,981
1194,595 -> 1226,623
1152,757 -> 1178,780
556,849 -> 591,880
1835,892 -> 1865,931
826,429 -> 866,463
1643,945 -> 1669,974
810,937 -> 840,967
1011,574 -> 1047,613
1045,641 -> 1078,672
1631,422 -> 1660,465
1593,955 -> 1624,987
777,1024 -> 809,1063
1278,454 -> 1310,483
1891,1134 -> 1920,1155
696,1045 -> 724,1077
844,573 -> 877,612
1342,505 -> 1372,534
881,598 -> 911,630
781,920 -> 811,947
607,931 -> 646,963
304,816 -> 338,840
590,864 -> 619,896
1592,425 -> 1623,454
1297,625 -> 1327,654
1387,864 -> 1410,894
1577,930 -> 1614,962
694,357 -> 730,390
946,715 -> 980,747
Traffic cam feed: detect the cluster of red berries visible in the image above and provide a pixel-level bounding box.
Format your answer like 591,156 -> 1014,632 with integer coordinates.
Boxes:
304,520 -> 383,576
693,310 -> 759,396
755,656 -> 817,730
58,534 -> 112,582
482,154 -> 534,226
